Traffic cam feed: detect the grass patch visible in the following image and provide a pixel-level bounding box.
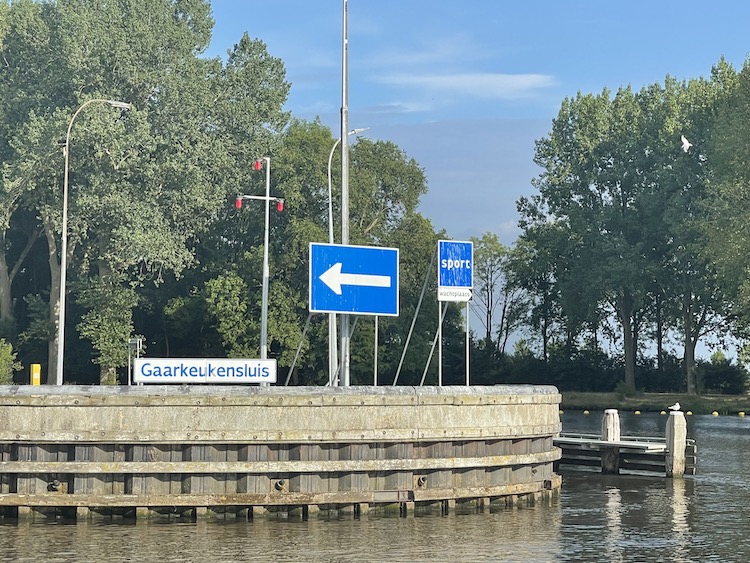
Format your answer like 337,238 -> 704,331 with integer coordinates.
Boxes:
561,392 -> 750,415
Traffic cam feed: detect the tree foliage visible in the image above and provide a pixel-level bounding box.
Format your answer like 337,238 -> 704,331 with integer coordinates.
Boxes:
0,338 -> 21,385
3,1 -> 750,395
517,65 -> 739,393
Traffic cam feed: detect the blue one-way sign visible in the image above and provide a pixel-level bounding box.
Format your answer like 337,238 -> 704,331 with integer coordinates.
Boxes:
309,243 -> 399,316
438,239 -> 473,302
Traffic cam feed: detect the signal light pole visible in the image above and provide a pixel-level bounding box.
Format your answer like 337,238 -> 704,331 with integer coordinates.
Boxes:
235,157 -> 284,385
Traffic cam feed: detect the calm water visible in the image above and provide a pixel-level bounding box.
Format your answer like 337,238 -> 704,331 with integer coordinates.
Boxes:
0,412 -> 748,562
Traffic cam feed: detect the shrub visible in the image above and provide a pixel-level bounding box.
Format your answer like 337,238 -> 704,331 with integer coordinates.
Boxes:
0,339 -> 22,385
697,357 -> 749,394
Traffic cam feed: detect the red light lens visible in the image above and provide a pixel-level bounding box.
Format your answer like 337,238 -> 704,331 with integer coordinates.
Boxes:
235,197 -> 242,209
254,160 -> 263,171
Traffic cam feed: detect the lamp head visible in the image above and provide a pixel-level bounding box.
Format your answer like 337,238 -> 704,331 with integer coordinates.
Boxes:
107,100 -> 132,110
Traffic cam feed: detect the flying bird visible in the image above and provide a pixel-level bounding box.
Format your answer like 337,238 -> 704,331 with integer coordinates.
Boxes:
681,135 -> 692,153
668,402 -> 681,411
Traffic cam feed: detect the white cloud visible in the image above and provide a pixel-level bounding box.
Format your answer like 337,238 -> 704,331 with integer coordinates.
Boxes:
375,72 -> 556,100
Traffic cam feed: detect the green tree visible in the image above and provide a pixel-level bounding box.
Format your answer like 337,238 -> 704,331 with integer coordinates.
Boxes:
0,338 -> 22,385
145,118 -> 441,387
1,1 -> 290,382
471,233 -> 506,346
522,72 -> 734,393
704,60 -> 750,338
524,87 -> 654,389
470,232 -> 523,355
506,223 -> 568,361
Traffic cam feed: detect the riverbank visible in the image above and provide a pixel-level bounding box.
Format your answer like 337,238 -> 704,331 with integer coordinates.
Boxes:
561,391 -> 750,415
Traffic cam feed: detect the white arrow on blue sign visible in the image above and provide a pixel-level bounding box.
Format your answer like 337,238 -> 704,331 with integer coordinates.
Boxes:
309,243 -> 399,316
438,239 -> 473,302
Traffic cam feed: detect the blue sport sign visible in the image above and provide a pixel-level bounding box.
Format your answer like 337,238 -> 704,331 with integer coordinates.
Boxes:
309,243 -> 399,316
437,240 -> 473,302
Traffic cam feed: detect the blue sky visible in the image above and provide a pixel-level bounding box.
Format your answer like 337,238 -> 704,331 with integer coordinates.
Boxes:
205,1 -> 750,245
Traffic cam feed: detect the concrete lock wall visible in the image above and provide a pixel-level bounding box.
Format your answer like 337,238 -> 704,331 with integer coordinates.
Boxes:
0,385 -> 562,519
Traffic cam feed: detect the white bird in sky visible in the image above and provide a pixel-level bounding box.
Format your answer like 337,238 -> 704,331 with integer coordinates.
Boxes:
668,402 -> 681,411
681,135 -> 692,153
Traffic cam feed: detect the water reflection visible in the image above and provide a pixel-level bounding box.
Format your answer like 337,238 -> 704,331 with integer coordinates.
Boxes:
2,413 -> 750,562
669,478 -> 689,563
604,486 -> 623,562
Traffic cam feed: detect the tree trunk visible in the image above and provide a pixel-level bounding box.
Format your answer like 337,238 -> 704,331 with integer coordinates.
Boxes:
484,287 -> 492,345
0,205 -> 17,332
0,232 -> 14,330
44,220 -> 62,382
617,290 -> 636,391
684,336 -> 697,395
541,288 -> 550,362
100,365 -> 117,385
0,222 -> 41,334
683,287 -> 697,395
655,292 -> 664,371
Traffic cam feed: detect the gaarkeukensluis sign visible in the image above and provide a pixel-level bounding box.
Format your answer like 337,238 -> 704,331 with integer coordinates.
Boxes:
133,358 -> 277,384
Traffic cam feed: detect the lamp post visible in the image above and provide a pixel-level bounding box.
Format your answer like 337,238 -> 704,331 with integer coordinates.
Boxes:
235,157 -> 284,387
55,98 -> 131,386
326,127 -> 368,386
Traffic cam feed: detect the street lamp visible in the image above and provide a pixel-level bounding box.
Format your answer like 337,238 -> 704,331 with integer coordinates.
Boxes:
327,128 -> 369,245
55,98 -> 132,386
235,157 -> 284,386
326,127 -> 368,386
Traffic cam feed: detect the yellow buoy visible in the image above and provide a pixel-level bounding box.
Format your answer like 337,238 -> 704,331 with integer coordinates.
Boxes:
559,410 -> 565,415
634,410 -> 641,415
660,410 -> 666,415
686,411 -> 693,416
712,411 -> 719,416
739,411 -> 746,417
583,410 -> 590,415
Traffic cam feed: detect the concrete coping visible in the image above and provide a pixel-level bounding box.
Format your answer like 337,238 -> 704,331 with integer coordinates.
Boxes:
0,384 -> 560,399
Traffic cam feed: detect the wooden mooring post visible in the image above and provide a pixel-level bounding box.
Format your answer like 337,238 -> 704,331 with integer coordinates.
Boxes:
600,409 -> 621,474
666,411 -> 687,478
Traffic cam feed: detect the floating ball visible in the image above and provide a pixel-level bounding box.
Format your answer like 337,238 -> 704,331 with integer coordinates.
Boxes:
583,410 -> 590,415
712,411 -> 719,417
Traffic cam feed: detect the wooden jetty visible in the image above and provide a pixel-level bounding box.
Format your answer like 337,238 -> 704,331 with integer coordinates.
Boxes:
0,384 -> 562,521
554,409 -> 696,477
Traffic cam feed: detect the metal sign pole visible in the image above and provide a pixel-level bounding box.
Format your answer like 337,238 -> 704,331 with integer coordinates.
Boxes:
340,0 -> 350,386
374,316 -> 378,386
466,302 -> 470,386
